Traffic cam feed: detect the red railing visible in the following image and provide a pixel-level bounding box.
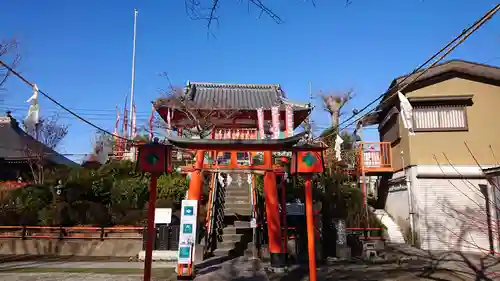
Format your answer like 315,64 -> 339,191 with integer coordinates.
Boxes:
358,142 -> 393,173
284,226 -> 386,241
0,226 -> 144,240
0,181 -> 32,190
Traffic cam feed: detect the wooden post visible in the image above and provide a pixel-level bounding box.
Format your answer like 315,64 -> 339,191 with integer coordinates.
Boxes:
304,175 -> 317,281
187,150 -> 204,200
143,174 -> 158,281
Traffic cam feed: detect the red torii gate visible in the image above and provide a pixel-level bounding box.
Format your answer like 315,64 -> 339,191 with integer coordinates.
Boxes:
137,133 -> 326,281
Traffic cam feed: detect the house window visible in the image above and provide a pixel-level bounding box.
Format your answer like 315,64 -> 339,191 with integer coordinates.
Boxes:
413,105 -> 468,131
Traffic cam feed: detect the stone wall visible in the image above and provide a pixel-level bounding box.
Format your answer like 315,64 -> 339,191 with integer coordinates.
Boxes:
0,238 -> 142,257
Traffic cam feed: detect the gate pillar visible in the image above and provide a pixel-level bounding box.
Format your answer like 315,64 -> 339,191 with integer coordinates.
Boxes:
264,151 -> 285,269
187,150 -> 204,201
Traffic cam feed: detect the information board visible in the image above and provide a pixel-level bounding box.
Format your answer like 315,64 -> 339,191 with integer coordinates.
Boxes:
154,208 -> 172,224
177,200 -> 198,265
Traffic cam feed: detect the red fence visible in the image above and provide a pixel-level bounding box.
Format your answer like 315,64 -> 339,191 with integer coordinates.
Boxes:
0,226 -> 144,240
285,226 -> 386,240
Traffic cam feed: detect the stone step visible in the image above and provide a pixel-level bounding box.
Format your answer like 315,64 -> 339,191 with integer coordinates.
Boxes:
218,240 -> 238,249
234,220 -> 251,228
222,226 -> 250,234
225,202 -> 251,210
224,195 -> 250,201
221,233 -> 243,242
225,189 -> 250,197
225,183 -> 251,189
225,207 -> 252,216
213,247 -> 234,257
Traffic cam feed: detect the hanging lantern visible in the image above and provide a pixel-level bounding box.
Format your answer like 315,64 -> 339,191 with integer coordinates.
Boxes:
137,140 -> 172,174
290,148 -> 325,175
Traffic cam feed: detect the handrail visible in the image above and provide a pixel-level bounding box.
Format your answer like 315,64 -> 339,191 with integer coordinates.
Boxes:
251,175 -> 257,220
0,226 -> 145,240
204,172 -> 218,253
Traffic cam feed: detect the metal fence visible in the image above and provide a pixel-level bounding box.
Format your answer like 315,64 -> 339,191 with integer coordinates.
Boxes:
0,225 -> 144,240
142,225 -> 180,251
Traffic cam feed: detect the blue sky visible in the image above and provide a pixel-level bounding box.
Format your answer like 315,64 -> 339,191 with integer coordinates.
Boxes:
1,0 -> 499,163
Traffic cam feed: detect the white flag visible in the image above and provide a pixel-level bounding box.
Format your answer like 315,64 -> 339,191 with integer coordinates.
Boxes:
26,84 -> 39,103
334,134 -> 344,161
25,104 -> 40,130
398,91 -> 415,136
25,84 -> 40,132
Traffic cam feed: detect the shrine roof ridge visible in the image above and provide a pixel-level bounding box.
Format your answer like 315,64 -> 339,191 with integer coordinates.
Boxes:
163,131 -> 327,151
189,82 -> 282,90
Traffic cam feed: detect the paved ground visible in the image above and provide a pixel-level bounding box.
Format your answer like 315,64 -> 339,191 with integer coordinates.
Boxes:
194,256 -> 269,281
1,243 -> 500,281
0,273 -> 145,281
0,261 -> 176,270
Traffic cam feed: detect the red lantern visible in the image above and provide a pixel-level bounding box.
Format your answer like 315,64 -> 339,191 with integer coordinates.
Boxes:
137,142 -> 172,174
291,150 -> 325,175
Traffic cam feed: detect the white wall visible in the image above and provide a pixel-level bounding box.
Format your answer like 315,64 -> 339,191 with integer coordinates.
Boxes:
412,165 -> 494,253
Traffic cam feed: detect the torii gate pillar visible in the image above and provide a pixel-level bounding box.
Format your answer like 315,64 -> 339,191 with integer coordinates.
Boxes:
263,151 -> 286,269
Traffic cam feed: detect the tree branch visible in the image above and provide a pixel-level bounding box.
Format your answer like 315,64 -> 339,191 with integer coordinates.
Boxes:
0,38 -> 20,91
22,115 -> 68,184
184,0 -> 284,30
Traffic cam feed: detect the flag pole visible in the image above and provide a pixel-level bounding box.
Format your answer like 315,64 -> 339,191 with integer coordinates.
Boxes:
129,8 -> 138,138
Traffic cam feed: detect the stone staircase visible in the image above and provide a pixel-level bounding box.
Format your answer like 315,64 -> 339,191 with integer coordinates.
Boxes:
213,173 -> 253,257
373,209 -> 406,244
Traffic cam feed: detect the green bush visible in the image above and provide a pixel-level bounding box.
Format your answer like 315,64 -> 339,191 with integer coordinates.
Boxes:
0,160 -> 190,227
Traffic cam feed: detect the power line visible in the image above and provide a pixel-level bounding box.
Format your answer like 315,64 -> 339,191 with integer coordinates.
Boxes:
1,104 -> 153,115
317,4 -> 500,140
0,60 -> 134,143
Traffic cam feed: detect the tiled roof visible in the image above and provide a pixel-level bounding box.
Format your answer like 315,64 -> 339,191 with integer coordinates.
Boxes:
158,82 -> 310,110
379,59 -> 500,110
0,116 -> 77,167
392,59 -> 500,88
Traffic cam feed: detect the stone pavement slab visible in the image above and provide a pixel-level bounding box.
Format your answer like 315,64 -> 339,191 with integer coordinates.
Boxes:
0,273 -> 144,281
194,256 -> 269,281
0,261 -> 176,270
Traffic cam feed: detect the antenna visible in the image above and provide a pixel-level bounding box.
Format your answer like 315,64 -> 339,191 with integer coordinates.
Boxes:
128,8 -> 138,138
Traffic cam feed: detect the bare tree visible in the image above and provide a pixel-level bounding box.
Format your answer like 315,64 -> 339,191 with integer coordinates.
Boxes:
184,0 -> 283,30
320,89 -> 354,129
0,38 -> 20,96
183,0 -> 356,30
22,115 -> 68,184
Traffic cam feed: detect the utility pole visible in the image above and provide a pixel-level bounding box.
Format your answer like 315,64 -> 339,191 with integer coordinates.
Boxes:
129,8 -> 138,138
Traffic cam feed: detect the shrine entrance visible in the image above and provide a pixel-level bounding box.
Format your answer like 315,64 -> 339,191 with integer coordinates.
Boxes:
137,132 -> 326,281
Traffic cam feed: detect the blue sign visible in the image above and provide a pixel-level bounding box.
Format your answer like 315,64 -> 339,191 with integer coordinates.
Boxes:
183,223 -> 193,234
184,206 -> 194,216
179,246 -> 191,259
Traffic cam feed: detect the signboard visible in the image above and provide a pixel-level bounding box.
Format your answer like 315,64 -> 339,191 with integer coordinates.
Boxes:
286,203 -> 305,216
177,200 -> 198,265
154,208 -> 172,224
389,183 -> 407,193
273,151 -> 292,157
177,243 -> 192,264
